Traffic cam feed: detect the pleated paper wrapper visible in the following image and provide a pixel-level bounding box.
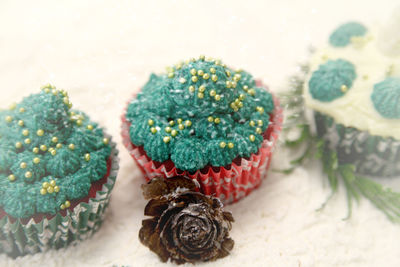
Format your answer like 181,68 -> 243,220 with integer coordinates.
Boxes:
121,88 -> 283,204
0,136 -> 119,257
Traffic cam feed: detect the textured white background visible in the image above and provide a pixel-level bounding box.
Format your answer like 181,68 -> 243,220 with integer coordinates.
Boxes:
0,1 -> 400,266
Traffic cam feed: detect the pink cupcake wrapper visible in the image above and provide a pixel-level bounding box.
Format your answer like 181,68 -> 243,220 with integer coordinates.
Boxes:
121,84 -> 283,204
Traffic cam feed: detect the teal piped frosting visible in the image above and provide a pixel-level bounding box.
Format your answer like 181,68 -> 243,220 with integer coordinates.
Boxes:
0,85 -> 112,218
329,22 -> 367,47
309,59 -> 357,102
126,56 -> 275,171
371,78 -> 400,119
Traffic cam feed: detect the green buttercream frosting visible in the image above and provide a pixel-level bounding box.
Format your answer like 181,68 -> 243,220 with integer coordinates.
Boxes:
371,78 -> 400,119
309,59 -> 357,102
0,85 -> 111,218
329,22 -> 367,47
126,56 -> 275,171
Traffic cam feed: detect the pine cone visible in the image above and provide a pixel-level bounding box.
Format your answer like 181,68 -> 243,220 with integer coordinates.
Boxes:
139,176 -> 234,264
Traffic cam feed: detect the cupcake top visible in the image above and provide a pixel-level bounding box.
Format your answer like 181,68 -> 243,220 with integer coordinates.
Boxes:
0,85 -> 111,218
304,15 -> 400,140
126,56 -> 275,171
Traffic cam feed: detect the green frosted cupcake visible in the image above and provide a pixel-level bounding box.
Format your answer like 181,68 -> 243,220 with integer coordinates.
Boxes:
0,85 -> 119,257
303,20 -> 400,177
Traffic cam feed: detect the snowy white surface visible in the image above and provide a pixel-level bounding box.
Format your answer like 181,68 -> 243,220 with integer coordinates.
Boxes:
0,1 -> 400,266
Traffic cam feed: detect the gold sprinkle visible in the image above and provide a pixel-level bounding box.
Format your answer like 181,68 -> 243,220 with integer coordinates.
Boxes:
233,74 -> 241,82
54,186 -> 60,193
192,76 -> 198,83
231,81 -> 237,88
209,90 -> 216,97
341,85 -> 348,93
198,70 -> 204,76
249,135 -> 256,142
63,97 -> 69,105
248,89 -> 256,96
65,200 -> 71,208
210,67 -> 216,74
25,171 -> 32,179
24,138 -> 31,144
171,130 -> 178,137
228,142 -> 234,149
163,136 -> 171,143
258,120 -> 263,126
211,74 -> 218,82
185,120 -> 192,127
8,174 -> 15,182
42,182 -> 49,188
197,92 -> 204,99
168,72 -> 175,78
33,157 -> 40,164
189,85 -> 195,93
50,180 -> 56,187
256,127 -> 262,134
60,204 -> 66,210
190,68 -> 197,75
47,186 -> 54,193
256,106 -> 264,114
214,95 -> 221,101
178,124 -> 184,130
243,85 -> 249,91
87,125 -> 94,131
44,88 -> 50,93
84,153 -> 91,161
199,85 -> 206,92
208,116 -> 214,122
239,94 -> 246,101
148,119 -> 154,126
22,129 -> 29,136
5,116 -> 12,123
237,101 -> 243,108
235,99 -> 240,105
40,188 -> 47,195
33,147 -> 39,154
52,136 -> 58,143
179,77 -> 187,84
37,129 -> 44,136
56,143 -> 62,149
9,103 -> 16,110
18,120 -> 24,126
19,107 -> 25,113
177,118 -> 183,124
219,141 -> 226,148
249,121 -> 255,127
199,55 -> 205,60
214,117 -> 221,124
103,138 -> 109,145
150,127 -> 157,134
40,145 -> 47,151
166,66 -> 173,73
230,103 -> 237,109
76,119 -> 83,126
203,73 -> 210,80
169,120 -> 175,126
226,81 -> 232,88
68,144 -> 75,150
165,126 -> 172,133
20,162 -> 27,169
225,70 -> 231,77
51,150 -> 57,156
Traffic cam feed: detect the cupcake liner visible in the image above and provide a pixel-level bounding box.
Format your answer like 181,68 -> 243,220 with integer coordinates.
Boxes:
121,89 -> 283,204
315,112 -> 400,177
0,136 -> 119,257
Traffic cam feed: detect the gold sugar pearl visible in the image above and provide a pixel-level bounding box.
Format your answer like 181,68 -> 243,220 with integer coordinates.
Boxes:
9,103 -> 16,110
239,94 -> 246,101
248,89 -> 256,96
231,81 -> 237,88
199,55 -> 205,60
192,76 -> 198,83
226,81 -> 232,88
237,102 -> 243,108
185,120 -> 192,127
228,142 -> 234,149
209,90 -> 216,97
197,92 -> 204,99
199,85 -> 206,93
5,116 -> 12,123
60,204 -> 66,210
65,200 -> 71,208
54,186 -> 60,193
40,188 -> 47,195
56,143 -> 62,149
22,129 -> 29,136
168,72 -> 175,78
219,141 -> 226,148
37,129 -> 44,136
249,135 -> 256,142
341,85 -> 348,93
214,95 -> 221,101
8,174 -> 15,182
178,124 -> 184,130
76,120 -> 83,126
40,145 -> 47,151
198,70 -> 204,76
18,120 -> 24,127
211,75 -> 218,82
103,138 -> 109,145
24,138 -> 31,144
225,70 -> 231,77
165,127 -> 172,133
47,186 -> 54,193
150,127 -> 157,134
50,180 -> 56,187
243,85 -> 249,92
189,85 -> 195,93
256,127 -> 262,134
234,99 -> 240,105
25,171 -> 32,179
42,182 -> 49,188
148,119 -> 154,126
33,157 -> 40,164
63,97 -> 69,105
169,120 -> 175,126
171,130 -> 178,137
84,153 -> 91,161
256,106 -> 264,114
20,162 -> 27,169
179,77 -> 187,84
177,118 -> 183,124
52,137 -> 58,143
210,68 -> 216,74
43,88 -> 50,93
258,120 -> 263,126
249,121 -> 255,127
203,73 -> 210,80
207,116 -> 214,122
87,125 -> 94,131
68,144 -> 75,150
233,74 -> 241,81
19,107 -> 25,113
230,103 -> 237,109
166,66 -> 173,73
214,118 -> 221,124
33,147 -> 39,154
163,136 -> 171,143
190,68 -> 197,75
51,150 -> 57,156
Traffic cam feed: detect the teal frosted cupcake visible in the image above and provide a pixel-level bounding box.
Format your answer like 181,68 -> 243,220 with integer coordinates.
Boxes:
0,85 -> 119,257
122,56 -> 282,204
303,20 -> 400,176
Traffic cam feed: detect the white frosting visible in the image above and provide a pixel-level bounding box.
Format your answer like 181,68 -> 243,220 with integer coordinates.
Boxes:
304,24 -> 400,140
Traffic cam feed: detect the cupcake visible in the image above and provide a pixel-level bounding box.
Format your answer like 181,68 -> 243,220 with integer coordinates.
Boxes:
303,20 -> 400,177
0,85 -> 119,257
121,56 -> 282,204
